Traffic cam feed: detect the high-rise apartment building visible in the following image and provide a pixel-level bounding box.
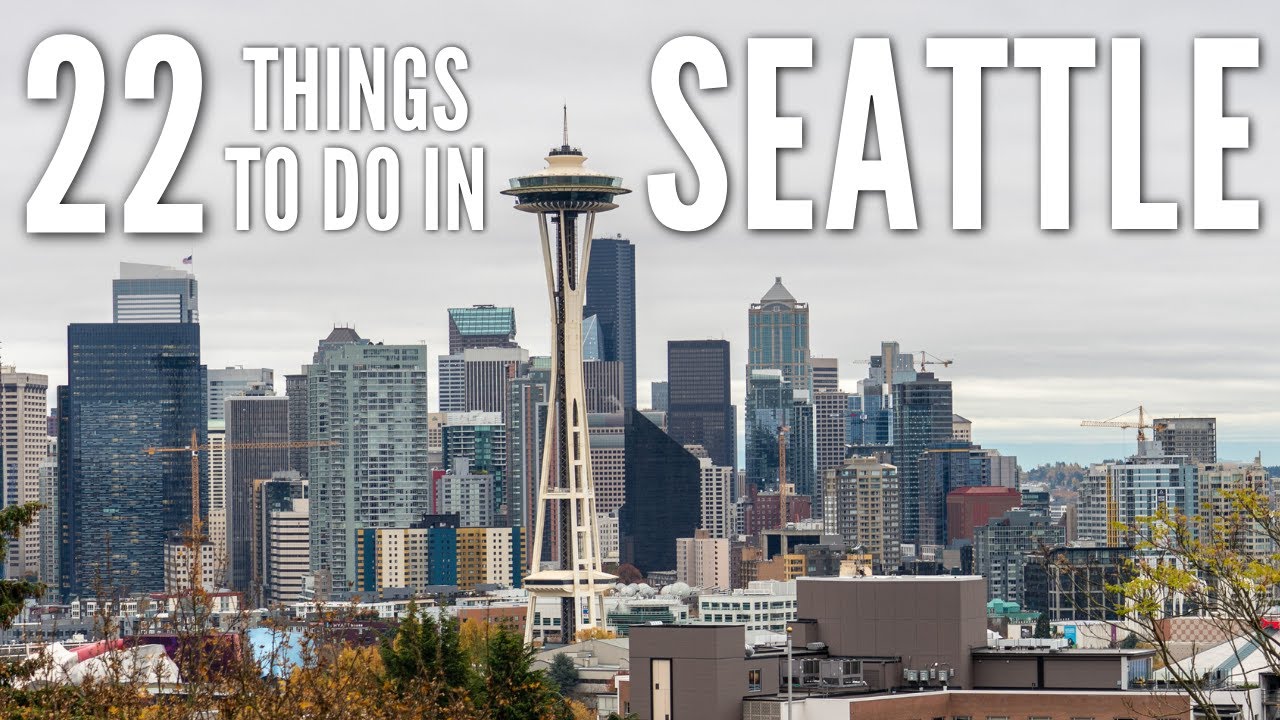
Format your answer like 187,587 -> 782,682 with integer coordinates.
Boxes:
584,236 -> 637,409
225,395 -> 290,592
38,447 -> 58,592
620,409 -> 700,574
206,367 -> 274,424
112,262 -> 199,324
1197,460 -> 1272,558
695,453 -> 735,540
676,530 -> 731,590
2,366 -> 49,579
437,457 -> 496,527
207,420 -> 227,580
284,373 -> 309,477
506,362 -> 549,531
1154,417 -> 1217,464
306,330 -> 429,590
916,443 -> 1017,547
813,388 -> 850,491
447,305 -> 517,354
355,516 -> 457,594
1079,451 -> 1196,546
456,526 -> 524,591
855,341 -> 916,447
891,372 -> 953,544
821,456 -> 901,573
440,411 -> 506,516
667,340 -> 735,470
58,323 -> 205,598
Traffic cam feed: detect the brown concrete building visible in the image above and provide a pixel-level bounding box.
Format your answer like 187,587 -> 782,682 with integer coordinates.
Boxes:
631,576 -> 1168,720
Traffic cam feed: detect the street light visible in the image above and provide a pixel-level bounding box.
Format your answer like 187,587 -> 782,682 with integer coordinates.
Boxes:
785,624 -> 794,719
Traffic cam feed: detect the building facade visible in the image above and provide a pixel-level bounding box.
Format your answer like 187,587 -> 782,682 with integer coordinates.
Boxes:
306,331 -> 429,590
891,372 -> 953,544
447,305 -> 517,354
225,395 -> 290,591
822,456 -> 901,573
206,367 -> 273,424
1,366 -> 49,579
1154,416 -> 1216,463
620,409 -> 700,574
667,340 -> 735,470
112,262 -> 199,324
584,236 -> 637,409
58,323 -> 206,598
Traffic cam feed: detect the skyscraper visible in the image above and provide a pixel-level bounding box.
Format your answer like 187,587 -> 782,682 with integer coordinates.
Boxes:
253,472 -> 308,605
112,262 -> 199,324
747,277 -> 811,391
462,347 -> 529,415
284,373 -> 309,477
667,340 -> 736,470
58,323 -> 206,597
1,366 -> 49,579
447,305 -> 517,354
503,122 -> 626,641
744,369 -> 793,489
813,388 -> 851,489
584,237 -> 637,410
891,372 -> 953,544
1154,417 -> 1217,464
583,360 -> 624,413
207,367 -> 274,424
620,409 -> 701,574
306,330 -> 429,590
821,456 -> 901,573
225,395 -> 290,592
506,360 -> 549,532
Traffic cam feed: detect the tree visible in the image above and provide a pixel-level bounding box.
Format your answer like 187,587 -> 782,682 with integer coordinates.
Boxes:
481,627 -> 567,720
1107,485 -> 1280,720
575,626 -> 617,642
1033,612 -> 1051,639
615,564 -> 644,585
0,503 -> 43,629
548,653 -> 579,695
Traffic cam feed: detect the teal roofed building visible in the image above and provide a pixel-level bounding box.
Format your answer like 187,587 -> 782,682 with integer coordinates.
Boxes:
447,305 -> 517,354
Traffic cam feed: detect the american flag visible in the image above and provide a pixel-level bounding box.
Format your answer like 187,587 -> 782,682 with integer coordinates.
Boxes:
182,255 -> 193,265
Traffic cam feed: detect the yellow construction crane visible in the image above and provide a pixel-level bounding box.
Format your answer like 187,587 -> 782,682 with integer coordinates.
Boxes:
1079,405 -> 1169,545
916,351 -> 953,373
144,429 -> 332,592
1080,405 -> 1166,445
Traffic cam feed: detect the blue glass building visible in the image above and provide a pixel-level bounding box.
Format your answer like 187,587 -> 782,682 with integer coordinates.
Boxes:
584,237 -> 636,409
58,323 -> 206,598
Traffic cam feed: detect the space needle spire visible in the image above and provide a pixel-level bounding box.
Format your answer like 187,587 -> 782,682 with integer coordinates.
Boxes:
503,115 -> 630,643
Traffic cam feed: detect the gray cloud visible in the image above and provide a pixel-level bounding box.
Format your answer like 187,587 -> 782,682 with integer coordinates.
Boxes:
4,0 -> 1279,466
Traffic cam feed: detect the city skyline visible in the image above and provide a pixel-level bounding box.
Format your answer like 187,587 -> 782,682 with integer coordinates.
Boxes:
2,258 -> 1267,468
6,1 -> 1280,468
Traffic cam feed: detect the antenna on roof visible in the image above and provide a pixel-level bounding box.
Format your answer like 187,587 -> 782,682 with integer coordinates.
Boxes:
562,103 -> 569,148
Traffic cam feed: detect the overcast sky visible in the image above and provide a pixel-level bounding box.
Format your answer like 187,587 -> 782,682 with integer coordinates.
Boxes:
4,0 -> 1279,466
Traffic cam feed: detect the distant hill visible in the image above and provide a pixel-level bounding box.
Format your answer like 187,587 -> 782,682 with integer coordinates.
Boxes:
1025,462 -> 1088,492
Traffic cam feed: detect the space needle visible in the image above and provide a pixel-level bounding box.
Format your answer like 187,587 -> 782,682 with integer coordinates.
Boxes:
503,109 -> 629,643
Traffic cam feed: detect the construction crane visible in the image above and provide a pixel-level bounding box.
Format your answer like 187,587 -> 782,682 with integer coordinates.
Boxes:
144,429 -> 332,593
916,351 -> 953,373
1080,405 -> 1166,445
1080,405 -> 1169,546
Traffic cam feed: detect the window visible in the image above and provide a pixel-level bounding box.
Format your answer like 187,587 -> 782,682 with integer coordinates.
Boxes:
747,669 -> 761,692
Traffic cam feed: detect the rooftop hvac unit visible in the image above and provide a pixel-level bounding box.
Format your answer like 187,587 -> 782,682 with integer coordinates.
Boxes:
805,642 -> 826,651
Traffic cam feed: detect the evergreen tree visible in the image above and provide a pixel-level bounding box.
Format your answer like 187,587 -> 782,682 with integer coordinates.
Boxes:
482,627 -> 565,720
1033,612 -> 1051,639
548,653 -> 579,695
